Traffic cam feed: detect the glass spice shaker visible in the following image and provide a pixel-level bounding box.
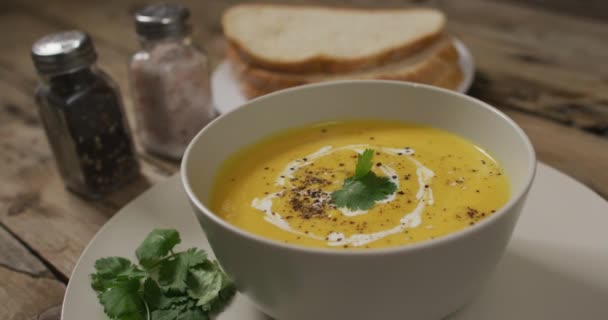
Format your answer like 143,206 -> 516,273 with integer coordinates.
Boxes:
31,31 -> 140,199
129,3 -> 216,160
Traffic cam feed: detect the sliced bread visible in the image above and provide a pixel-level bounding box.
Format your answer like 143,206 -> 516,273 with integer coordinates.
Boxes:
228,35 -> 462,97
223,4 -> 446,73
235,61 -> 462,98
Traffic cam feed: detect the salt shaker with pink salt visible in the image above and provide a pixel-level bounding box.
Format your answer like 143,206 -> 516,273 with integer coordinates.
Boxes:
129,3 -> 216,159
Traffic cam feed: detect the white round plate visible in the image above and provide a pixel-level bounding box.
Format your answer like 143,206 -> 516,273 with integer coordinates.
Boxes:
211,39 -> 475,115
62,163 -> 608,320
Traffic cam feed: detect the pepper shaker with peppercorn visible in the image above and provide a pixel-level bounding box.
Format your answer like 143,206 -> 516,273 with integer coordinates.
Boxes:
31,30 -> 140,199
129,3 -> 216,160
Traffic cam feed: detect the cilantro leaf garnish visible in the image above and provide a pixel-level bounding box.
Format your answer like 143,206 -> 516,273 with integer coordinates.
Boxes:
331,149 -> 397,211
354,149 -> 374,179
136,229 -> 181,269
187,268 -> 223,307
99,277 -> 146,320
158,248 -> 207,293
90,229 -> 235,320
91,257 -> 145,292
187,260 -> 236,312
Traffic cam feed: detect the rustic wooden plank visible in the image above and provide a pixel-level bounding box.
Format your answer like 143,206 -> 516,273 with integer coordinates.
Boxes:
37,305 -> 62,320
494,0 -> 608,21
0,226 -> 50,277
470,70 -> 607,135
503,109 -> 608,199
0,118 -> 115,277
0,221 -> 65,320
439,0 -> 608,136
440,0 -> 608,77
0,266 -> 65,320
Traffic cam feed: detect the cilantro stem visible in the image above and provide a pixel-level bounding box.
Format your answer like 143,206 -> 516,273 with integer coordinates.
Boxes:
145,253 -> 178,270
144,298 -> 151,320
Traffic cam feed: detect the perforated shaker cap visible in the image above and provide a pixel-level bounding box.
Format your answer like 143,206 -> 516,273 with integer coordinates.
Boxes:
31,30 -> 97,75
134,3 -> 191,40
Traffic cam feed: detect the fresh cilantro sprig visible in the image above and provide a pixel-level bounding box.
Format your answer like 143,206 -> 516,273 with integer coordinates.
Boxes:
331,149 -> 397,211
90,229 -> 236,320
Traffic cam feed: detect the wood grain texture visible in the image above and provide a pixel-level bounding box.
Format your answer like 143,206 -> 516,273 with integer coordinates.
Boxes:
0,222 -> 65,320
0,267 -> 65,320
0,0 -> 606,319
503,110 -> 608,199
0,226 -> 49,277
495,0 -> 608,21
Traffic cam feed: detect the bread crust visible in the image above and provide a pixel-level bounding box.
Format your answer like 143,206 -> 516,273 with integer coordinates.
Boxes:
432,59 -> 464,91
234,55 -> 463,99
228,37 -> 461,94
223,4 -> 446,74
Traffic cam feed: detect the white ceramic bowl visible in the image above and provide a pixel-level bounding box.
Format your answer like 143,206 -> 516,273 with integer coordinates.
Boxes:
181,81 -> 536,320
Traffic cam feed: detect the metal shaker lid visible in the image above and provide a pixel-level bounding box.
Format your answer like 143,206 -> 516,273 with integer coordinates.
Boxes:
134,3 -> 191,39
31,30 -> 97,76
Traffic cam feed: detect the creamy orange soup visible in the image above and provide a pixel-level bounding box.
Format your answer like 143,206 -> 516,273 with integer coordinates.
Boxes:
210,120 -> 510,249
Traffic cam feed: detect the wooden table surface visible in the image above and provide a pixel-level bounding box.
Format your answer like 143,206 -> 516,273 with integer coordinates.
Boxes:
1,0 -> 607,319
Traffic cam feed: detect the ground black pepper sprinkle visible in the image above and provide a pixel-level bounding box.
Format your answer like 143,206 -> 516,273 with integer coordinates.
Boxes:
467,207 -> 479,219
286,172 -> 333,219
376,162 -> 382,167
